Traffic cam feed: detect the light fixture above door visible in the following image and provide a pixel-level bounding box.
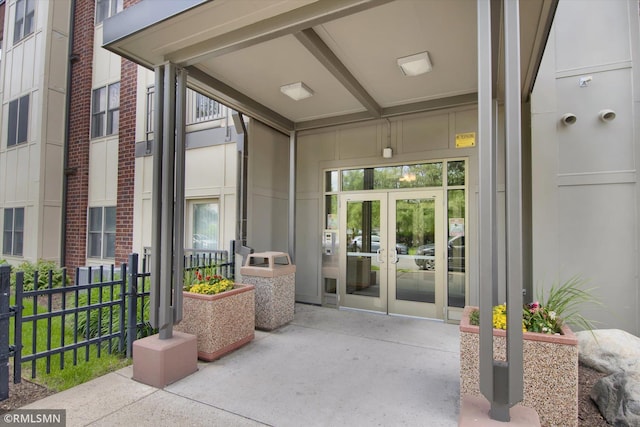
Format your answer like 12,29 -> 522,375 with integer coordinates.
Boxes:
280,82 -> 314,100
397,52 -> 432,76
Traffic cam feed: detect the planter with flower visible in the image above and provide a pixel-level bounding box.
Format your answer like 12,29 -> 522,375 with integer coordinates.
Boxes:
174,268 -> 255,362
460,276 -> 598,427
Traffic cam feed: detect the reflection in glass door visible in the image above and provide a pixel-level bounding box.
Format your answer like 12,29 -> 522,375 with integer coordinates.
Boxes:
340,193 -> 387,313
339,191 -> 444,319
388,191 -> 444,318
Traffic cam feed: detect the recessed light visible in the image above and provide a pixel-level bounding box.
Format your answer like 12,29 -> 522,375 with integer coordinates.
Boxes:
280,82 -> 314,101
397,52 -> 432,77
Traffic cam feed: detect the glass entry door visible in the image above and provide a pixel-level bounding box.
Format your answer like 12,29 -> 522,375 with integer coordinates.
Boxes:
340,193 -> 388,313
339,191 -> 444,318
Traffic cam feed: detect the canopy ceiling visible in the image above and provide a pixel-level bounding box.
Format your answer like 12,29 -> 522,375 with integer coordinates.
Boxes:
104,0 -> 557,134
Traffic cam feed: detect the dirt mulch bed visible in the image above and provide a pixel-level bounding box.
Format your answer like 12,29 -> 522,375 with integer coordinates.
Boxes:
578,362 -> 609,426
0,361 -> 54,415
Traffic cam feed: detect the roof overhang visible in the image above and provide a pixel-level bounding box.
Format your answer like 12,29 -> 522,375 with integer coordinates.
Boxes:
104,0 -> 557,134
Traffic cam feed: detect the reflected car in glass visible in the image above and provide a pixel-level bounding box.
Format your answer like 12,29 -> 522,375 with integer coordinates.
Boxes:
414,235 -> 465,272
351,235 -> 409,255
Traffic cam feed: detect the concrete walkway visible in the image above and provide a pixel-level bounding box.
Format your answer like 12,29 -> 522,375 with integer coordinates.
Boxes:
23,304 -> 461,426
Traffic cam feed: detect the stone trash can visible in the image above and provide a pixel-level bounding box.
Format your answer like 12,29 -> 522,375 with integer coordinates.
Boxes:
240,251 -> 296,331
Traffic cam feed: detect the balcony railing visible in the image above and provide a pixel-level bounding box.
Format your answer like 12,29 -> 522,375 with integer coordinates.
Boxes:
185,90 -> 227,125
146,88 -> 228,140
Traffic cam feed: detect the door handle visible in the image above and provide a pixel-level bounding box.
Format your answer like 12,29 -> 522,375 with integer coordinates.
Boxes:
390,248 -> 399,264
377,248 -> 384,263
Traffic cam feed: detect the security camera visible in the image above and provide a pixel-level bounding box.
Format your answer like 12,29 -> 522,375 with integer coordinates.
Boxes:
599,109 -> 616,122
560,113 -> 577,126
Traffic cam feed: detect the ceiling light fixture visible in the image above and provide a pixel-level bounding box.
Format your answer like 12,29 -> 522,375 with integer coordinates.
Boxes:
397,51 -> 432,77
280,82 -> 314,101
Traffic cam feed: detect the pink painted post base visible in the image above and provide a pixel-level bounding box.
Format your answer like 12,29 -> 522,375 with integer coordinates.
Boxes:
132,331 -> 198,388
459,396 -> 541,426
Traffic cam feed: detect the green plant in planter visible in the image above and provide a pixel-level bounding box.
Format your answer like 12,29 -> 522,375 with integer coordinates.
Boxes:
185,269 -> 234,295
470,275 -> 599,334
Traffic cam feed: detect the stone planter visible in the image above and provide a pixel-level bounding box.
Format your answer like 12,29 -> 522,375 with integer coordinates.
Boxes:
460,306 -> 578,427
175,284 -> 255,362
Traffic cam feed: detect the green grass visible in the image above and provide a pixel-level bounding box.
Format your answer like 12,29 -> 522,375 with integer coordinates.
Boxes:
9,294 -> 130,392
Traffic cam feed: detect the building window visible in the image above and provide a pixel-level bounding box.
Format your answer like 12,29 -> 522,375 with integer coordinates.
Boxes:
7,95 -> 29,147
88,207 -> 116,259
95,0 -> 123,25
189,200 -> 219,250
91,83 -> 120,139
3,208 -> 24,257
13,0 -> 35,44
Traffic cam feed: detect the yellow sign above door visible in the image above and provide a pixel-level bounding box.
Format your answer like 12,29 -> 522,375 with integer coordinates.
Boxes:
455,132 -> 476,148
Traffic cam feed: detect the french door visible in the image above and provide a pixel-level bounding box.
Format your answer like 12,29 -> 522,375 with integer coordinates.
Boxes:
339,190 -> 445,319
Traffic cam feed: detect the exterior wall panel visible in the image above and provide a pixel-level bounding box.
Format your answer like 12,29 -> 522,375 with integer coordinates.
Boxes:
557,68 -> 634,175
558,183 -> 637,333
555,0 -> 631,72
295,198 -> 320,302
247,120 -> 289,254
531,0 -> 639,335
401,113 -> 449,153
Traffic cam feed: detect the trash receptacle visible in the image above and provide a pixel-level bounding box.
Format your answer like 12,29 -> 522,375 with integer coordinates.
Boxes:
240,251 -> 296,331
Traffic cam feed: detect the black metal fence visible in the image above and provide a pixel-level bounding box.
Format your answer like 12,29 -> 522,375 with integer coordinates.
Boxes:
143,247 -> 235,280
0,248 -> 232,401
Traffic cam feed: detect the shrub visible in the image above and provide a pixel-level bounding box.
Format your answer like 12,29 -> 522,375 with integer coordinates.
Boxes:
73,282 -> 155,353
10,260 -> 68,291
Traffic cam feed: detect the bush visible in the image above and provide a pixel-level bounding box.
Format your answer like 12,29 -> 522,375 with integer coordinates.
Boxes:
10,260 -> 68,291
73,282 -> 155,353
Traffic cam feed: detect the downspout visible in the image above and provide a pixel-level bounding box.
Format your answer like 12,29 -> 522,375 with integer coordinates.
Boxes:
233,112 -> 251,264
233,112 -> 249,251
60,0 -> 77,268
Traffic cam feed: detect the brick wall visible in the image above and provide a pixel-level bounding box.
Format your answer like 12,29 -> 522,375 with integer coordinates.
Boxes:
115,58 -> 137,263
64,0 -> 95,273
114,0 -> 142,263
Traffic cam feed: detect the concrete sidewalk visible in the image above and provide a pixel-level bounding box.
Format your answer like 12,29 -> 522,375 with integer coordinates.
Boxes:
23,304 -> 461,426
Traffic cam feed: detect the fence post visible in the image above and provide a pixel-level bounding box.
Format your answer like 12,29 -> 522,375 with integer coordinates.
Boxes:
13,273 -> 22,384
119,262 -> 127,354
0,265 -> 11,400
126,254 -> 138,358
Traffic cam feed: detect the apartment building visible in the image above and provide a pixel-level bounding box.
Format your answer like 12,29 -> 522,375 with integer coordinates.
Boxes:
1,0 -> 639,335
0,0 -> 241,276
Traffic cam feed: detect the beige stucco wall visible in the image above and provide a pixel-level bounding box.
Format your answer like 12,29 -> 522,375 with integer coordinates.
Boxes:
246,120 -> 290,254
0,0 -> 70,263
132,142 -> 238,256
531,0 -> 640,335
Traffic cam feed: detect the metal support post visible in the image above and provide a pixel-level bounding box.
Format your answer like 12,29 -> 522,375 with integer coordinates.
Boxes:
288,131 -> 297,262
150,65 -> 164,329
478,0 -> 525,421
127,254 -> 138,358
477,0 -> 498,408
159,62 -> 176,339
0,265 -> 11,400
503,0 -> 525,411
174,67 -> 187,324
